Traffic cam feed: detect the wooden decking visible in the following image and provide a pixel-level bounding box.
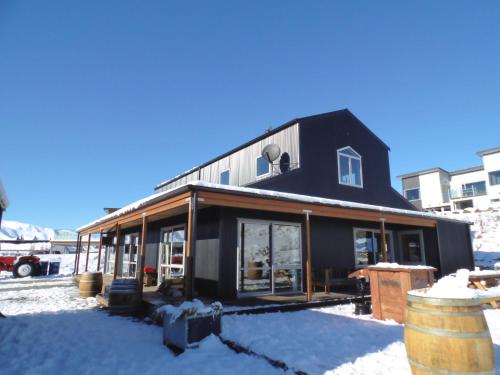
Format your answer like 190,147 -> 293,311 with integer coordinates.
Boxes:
141,288 -> 367,316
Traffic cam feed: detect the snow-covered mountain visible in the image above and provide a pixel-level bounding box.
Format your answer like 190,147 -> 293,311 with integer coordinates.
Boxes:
440,209 -> 500,269
0,220 -> 56,241
0,220 -> 76,251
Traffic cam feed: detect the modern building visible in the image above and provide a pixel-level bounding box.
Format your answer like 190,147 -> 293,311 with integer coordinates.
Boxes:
0,179 -> 8,227
398,147 -> 500,211
76,109 -> 473,300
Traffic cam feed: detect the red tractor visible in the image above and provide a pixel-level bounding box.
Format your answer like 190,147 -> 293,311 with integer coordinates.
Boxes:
0,255 -> 41,278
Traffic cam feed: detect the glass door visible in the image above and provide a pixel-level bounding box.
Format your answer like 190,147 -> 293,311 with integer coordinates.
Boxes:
238,222 -> 272,294
104,236 -> 116,275
157,226 -> 186,286
238,220 -> 303,296
122,234 -> 139,278
272,224 -> 302,293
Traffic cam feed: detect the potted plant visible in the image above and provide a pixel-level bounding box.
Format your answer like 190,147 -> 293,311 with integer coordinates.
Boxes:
143,266 -> 157,286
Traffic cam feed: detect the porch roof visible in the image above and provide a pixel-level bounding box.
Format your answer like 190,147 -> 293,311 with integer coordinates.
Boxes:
77,181 -> 468,235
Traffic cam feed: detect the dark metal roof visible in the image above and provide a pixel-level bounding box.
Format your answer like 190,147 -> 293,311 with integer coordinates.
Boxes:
155,108 -> 390,190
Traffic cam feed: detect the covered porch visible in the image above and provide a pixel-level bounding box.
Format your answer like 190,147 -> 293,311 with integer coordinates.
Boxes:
74,181 -> 470,307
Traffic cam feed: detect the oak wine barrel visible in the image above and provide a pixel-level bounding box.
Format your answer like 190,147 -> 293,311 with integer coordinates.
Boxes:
404,291 -> 495,375
79,272 -> 103,298
108,278 -> 141,314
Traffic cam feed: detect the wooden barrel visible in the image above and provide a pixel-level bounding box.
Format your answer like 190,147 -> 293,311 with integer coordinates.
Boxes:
405,291 -> 495,375
79,272 -> 103,297
108,278 -> 141,314
247,261 -> 263,280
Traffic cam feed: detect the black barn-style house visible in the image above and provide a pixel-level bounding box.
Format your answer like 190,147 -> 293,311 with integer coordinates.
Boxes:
75,109 -> 474,300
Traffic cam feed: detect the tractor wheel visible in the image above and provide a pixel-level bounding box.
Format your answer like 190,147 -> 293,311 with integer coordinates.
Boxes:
13,261 -> 36,278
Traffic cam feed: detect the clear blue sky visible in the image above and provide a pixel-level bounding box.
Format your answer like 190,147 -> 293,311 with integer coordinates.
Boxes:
1,1 -> 499,230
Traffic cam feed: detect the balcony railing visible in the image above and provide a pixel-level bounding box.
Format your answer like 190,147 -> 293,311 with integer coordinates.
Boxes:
448,186 -> 487,199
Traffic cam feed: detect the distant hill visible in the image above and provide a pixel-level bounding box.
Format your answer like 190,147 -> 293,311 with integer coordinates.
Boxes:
0,220 -> 76,251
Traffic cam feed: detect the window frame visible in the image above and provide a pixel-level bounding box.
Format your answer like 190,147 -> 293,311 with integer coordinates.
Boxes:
352,227 -> 394,268
489,170 -> 500,186
219,169 -> 230,185
236,218 -> 303,297
337,147 -> 363,188
256,155 -> 271,179
404,188 -> 421,201
398,230 -> 426,265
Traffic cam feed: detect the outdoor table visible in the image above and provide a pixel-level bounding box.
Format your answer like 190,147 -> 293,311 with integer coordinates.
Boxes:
468,270 -> 500,308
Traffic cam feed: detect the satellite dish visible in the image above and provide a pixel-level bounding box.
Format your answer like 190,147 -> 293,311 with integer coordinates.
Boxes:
261,144 -> 281,163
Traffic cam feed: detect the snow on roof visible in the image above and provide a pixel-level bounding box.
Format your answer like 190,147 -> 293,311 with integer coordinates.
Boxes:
78,181 -> 469,232
0,178 -> 9,209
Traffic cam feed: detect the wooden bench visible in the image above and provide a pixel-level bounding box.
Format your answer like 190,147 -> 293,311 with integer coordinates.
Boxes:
313,268 -> 357,293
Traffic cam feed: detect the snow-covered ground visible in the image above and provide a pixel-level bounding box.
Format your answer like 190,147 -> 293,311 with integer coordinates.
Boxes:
0,280 -> 283,375
1,277 -> 498,375
440,209 -> 500,269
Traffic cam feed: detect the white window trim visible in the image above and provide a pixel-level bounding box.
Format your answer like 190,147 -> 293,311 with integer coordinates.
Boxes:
337,147 -> 363,188
398,230 -> 426,265
352,227 -> 394,268
256,155 -> 271,180
219,168 -> 230,185
158,224 -> 186,286
404,188 -> 421,201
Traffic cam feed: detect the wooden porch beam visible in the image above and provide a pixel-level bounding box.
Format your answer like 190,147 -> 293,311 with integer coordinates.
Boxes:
380,219 -> 388,262
78,192 -> 191,236
113,224 -> 121,280
73,234 -> 81,276
84,234 -> 92,272
304,210 -> 313,302
96,230 -> 103,272
197,191 -> 436,228
138,215 -> 148,298
184,192 -> 198,300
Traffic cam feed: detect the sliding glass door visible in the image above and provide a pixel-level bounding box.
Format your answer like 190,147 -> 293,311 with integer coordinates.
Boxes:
238,220 -> 302,296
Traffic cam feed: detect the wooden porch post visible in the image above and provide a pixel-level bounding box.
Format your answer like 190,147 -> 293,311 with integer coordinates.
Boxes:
74,234 -> 81,275
85,233 -> 92,272
185,191 -> 198,300
138,215 -> 148,297
380,218 -> 388,262
96,230 -> 103,272
113,224 -> 121,280
303,209 -> 313,302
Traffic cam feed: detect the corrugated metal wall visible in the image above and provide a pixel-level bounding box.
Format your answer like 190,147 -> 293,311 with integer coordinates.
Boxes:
157,123 -> 300,192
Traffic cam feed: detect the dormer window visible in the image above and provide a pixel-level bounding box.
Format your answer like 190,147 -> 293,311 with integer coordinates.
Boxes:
337,146 -> 363,188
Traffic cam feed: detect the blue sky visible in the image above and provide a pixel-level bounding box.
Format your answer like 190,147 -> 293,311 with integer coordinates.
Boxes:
1,1 -> 499,230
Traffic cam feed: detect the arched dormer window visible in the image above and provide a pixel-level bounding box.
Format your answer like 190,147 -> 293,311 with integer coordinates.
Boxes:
337,146 -> 363,188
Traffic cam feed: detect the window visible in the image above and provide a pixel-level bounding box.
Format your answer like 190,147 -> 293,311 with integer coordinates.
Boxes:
237,219 -> 302,295
337,147 -> 363,187
489,170 -> 500,186
462,181 -> 486,196
405,188 -> 420,201
256,156 -> 270,177
220,169 -> 230,185
399,231 -> 425,264
353,228 -> 393,267
454,200 -> 473,210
